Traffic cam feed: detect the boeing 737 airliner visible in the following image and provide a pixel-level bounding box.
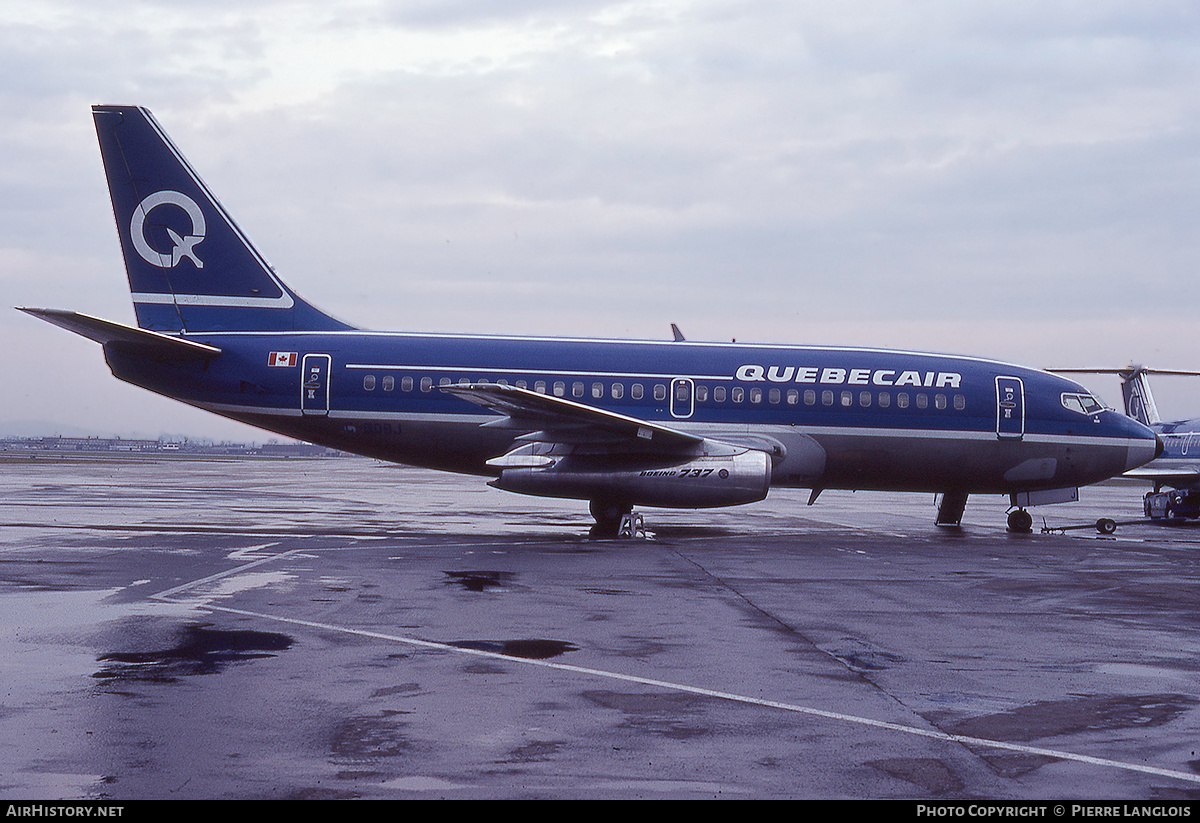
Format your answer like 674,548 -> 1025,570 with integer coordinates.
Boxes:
19,106 -> 1161,534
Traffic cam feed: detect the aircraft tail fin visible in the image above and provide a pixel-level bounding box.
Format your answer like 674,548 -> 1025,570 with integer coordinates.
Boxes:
1121,367 -> 1161,427
91,105 -> 354,333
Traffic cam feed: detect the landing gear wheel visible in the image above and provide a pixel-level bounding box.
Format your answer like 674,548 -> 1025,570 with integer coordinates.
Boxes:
589,499 -> 631,538
1096,518 -> 1117,535
1007,508 -> 1033,533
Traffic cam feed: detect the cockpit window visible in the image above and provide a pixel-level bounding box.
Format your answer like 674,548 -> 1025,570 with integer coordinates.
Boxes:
1061,393 -> 1104,415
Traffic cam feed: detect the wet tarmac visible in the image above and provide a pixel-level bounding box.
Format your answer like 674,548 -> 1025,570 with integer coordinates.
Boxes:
2,455 -> 1200,799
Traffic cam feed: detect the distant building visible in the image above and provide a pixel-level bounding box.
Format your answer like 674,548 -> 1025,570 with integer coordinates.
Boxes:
0,436 -> 347,458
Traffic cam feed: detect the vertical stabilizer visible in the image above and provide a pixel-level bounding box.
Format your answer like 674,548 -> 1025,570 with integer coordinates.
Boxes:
1121,366 -> 1161,427
92,105 -> 353,333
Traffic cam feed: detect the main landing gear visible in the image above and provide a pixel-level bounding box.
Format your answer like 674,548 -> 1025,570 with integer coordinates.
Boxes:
589,499 -> 645,539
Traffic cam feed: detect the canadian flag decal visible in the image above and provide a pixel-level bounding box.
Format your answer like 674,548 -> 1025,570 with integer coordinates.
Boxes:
268,351 -> 298,367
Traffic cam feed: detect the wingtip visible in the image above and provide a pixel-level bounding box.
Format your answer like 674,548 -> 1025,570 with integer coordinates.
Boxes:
16,306 -> 51,317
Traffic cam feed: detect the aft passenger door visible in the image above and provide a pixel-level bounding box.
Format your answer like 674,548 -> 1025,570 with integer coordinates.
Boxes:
995,376 -> 1024,440
301,353 -> 332,416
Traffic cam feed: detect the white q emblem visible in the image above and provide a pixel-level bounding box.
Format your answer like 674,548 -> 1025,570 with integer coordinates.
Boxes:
131,191 -> 206,268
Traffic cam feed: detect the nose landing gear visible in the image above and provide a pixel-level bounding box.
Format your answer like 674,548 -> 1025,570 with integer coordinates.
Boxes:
1006,508 -> 1033,533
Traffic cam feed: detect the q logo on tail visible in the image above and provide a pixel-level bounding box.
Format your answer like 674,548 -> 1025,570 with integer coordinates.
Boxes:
131,190 -> 206,269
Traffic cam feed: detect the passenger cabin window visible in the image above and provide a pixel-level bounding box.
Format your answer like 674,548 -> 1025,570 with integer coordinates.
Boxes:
363,375 -> 376,391
761,384 -> 963,414
383,376 -> 394,391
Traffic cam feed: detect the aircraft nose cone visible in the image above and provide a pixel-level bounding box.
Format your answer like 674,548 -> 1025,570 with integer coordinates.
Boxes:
1124,427 -> 1162,472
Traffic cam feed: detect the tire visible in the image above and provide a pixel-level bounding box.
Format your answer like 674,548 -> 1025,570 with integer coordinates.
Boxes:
1007,509 -> 1033,533
589,499 -> 631,538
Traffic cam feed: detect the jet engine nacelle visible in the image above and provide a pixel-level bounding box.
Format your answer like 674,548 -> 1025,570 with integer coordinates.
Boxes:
491,448 -> 772,509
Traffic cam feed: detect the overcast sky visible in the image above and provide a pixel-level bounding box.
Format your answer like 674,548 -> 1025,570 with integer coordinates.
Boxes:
4,0 -> 1200,441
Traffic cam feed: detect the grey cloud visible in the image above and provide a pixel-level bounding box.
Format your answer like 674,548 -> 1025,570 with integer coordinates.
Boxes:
5,0 -> 1200,437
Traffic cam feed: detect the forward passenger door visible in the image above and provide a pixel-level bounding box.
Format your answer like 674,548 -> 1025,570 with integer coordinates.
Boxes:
995,376 -> 1024,440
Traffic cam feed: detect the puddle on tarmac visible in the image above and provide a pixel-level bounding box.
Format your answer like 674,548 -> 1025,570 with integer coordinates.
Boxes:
94,624 -> 293,682
443,571 -> 514,592
448,639 -> 578,660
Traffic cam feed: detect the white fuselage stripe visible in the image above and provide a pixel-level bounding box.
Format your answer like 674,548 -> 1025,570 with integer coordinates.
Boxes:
190,399 -> 1146,449
133,292 -> 295,309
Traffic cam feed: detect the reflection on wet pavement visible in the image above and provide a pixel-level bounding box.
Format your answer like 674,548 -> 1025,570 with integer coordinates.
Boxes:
94,625 -> 293,681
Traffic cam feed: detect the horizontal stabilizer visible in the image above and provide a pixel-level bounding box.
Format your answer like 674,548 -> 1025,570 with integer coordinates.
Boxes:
17,307 -> 221,360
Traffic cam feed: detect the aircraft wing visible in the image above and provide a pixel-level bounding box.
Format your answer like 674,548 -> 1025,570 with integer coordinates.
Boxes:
18,308 -> 221,360
441,382 -> 704,451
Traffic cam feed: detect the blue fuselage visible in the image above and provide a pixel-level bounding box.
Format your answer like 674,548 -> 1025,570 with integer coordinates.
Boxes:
102,331 -> 1159,497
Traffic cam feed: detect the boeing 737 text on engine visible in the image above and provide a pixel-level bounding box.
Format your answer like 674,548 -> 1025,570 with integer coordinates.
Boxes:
18,106 -> 1161,535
